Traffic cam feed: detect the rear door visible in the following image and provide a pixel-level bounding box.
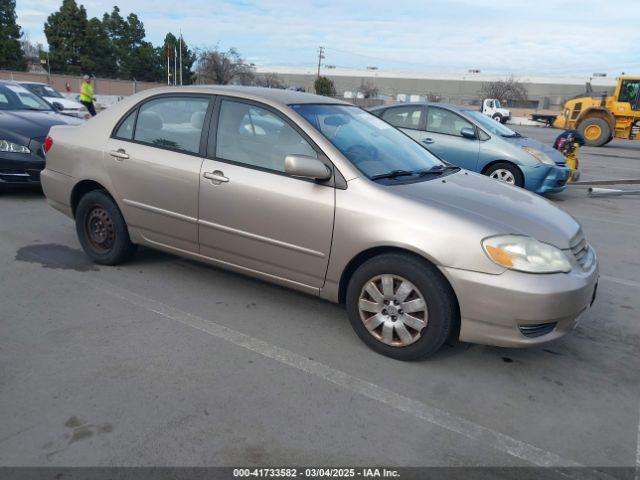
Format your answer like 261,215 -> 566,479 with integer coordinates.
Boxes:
105,94 -> 212,253
197,97 -> 335,289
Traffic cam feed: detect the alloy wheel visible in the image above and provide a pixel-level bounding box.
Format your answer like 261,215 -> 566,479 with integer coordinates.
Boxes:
489,168 -> 516,184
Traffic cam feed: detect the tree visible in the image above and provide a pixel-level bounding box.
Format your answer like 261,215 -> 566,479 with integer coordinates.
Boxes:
314,76 -> 335,96
0,0 -> 25,70
358,80 -> 378,99
102,6 -> 159,80
81,17 -> 117,77
479,76 -> 528,104
196,47 -> 255,85
20,37 -> 45,72
44,0 -> 89,74
161,32 -> 196,85
254,72 -> 287,89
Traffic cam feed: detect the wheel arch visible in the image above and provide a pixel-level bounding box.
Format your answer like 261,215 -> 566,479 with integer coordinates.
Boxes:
70,179 -> 114,218
576,107 -> 616,130
480,159 -> 523,175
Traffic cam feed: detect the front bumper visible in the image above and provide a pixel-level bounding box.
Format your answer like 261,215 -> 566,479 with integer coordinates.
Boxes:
523,164 -> 571,194
0,138 -> 47,186
441,253 -> 598,348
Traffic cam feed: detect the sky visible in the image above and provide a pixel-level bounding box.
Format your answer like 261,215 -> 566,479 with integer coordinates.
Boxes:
16,0 -> 640,76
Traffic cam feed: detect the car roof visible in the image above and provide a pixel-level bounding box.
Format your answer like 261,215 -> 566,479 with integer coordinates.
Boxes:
369,102 -> 471,113
139,85 -> 351,107
17,81 -> 48,86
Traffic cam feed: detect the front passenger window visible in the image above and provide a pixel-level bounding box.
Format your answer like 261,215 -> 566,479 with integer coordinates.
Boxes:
215,100 -> 317,172
133,96 -> 210,154
427,108 -> 474,137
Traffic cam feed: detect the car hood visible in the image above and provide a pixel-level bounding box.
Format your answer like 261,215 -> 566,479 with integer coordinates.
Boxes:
0,110 -> 82,139
503,135 -> 565,164
44,96 -> 83,109
394,171 -> 579,248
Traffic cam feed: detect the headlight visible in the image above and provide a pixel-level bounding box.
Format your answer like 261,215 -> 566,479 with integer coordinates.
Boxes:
0,140 -> 30,154
522,146 -> 556,165
482,235 -> 571,273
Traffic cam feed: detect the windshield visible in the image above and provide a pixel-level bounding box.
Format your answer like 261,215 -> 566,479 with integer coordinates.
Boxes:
0,84 -> 52,111
25,84 -> 63,99
291,104 -> 443,178
464,110 -> 519,137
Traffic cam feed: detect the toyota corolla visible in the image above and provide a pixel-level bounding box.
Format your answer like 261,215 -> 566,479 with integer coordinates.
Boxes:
41,86 -> 598,360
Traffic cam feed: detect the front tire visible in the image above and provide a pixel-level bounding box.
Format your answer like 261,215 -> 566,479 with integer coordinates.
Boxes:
492,113 -> 502,123
485,162 -> 524,187
578,117 -> 611,146
75,190 -> 136,265
345,253 -> 458,360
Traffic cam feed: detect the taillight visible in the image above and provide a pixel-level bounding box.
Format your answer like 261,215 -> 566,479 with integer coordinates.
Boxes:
43,135 -> 53,154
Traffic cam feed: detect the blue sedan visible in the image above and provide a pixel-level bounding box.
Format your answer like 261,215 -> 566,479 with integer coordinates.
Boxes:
369,102 -> 571,194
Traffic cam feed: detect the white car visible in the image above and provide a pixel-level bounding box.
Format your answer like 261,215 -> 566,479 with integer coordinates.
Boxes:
19,82 -> 89,119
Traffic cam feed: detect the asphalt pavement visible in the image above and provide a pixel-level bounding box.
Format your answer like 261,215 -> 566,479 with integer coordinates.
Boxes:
0,125 -> 638,474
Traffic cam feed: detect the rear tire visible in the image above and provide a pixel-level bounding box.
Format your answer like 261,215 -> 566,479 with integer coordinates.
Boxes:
484,162 -> 524,188
345,253 -> 458,361
75,190 -> 137,265
578,117 -> 611,147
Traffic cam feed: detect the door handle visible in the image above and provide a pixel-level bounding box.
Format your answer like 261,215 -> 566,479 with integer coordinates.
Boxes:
203,171 -> 229,183
109,149 -> 129,160
422,138 -> 434,144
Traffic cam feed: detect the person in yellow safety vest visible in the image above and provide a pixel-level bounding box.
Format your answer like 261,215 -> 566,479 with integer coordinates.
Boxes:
79,75 -> 96,117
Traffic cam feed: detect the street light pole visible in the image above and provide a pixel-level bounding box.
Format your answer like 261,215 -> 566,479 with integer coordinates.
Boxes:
179,31 -> 183,86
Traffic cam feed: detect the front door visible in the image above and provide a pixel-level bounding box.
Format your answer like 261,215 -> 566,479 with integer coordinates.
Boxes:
105,95 -> 211,252
417,106 -> 480,170
198,98 -> 335,289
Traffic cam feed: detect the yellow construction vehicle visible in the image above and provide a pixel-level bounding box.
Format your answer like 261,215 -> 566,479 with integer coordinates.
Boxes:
553,76 -> 640,146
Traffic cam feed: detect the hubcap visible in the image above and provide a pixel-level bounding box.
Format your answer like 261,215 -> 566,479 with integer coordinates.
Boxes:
85,205 -> 115,253
358,274 -> 428,347
489,168 -> 515,184
584,124 -> 602,141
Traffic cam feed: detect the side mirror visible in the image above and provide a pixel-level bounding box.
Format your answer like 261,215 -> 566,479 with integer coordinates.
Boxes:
285,155 -> 331,180
51,102 -> 64,111
460,127 -> 476,139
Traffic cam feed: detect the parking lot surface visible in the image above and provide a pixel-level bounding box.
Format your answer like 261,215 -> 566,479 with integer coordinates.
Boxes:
0,126 -> 639,473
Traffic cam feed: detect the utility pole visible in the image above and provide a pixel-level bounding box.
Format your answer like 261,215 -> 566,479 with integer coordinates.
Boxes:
174,46 -> 177,86
317,46 -> 324,79
179,31 -> 183,86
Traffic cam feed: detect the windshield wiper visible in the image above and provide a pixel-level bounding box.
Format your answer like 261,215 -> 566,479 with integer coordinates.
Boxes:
417,165 -> 460,176
370,170 -> 416,180
501,132 -> 522,138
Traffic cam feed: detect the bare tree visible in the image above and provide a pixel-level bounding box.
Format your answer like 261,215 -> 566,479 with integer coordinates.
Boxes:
358,80 -> 378,99
426,92 -> 441,102
254,72 -> 287,89
196,47 -> 255,85
479,76 -> 528,103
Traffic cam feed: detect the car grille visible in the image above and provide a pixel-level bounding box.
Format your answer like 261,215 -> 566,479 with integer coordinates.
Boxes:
518,322 -> 557,338
570,229 -> 594,269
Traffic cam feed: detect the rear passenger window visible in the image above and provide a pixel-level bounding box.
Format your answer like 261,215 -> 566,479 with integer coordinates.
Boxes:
114,110 -> 136,140
133,97 -> 210,154
381,106 -> 423,130
215,100 -> 316,172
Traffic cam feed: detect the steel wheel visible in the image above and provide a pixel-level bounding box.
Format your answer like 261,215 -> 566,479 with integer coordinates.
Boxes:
489,168 -> 516,184
358,274 -> 428,347
84,205 -> 116,253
